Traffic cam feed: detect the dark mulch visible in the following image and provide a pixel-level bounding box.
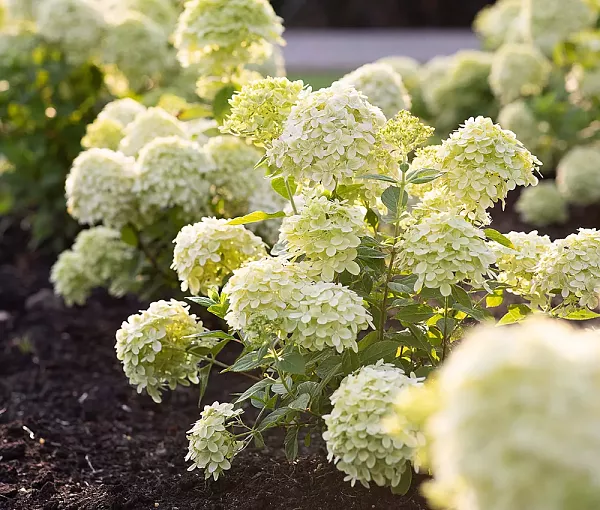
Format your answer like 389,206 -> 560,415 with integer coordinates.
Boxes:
0,221 -> 428,510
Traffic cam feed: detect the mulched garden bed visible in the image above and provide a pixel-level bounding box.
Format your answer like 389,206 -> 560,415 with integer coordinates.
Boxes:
1,190 -> 599,510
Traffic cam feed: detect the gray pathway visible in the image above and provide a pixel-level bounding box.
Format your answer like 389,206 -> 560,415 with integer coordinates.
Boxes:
283,29 -> 479,71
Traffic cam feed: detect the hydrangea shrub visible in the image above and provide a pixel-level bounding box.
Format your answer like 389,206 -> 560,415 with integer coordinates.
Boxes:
110,75 -> 600,495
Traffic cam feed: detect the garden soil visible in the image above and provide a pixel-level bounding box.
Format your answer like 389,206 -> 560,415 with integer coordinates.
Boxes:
1,191 -> 599,510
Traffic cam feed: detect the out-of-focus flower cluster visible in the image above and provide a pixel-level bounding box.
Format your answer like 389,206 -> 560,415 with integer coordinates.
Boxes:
556,146 -> 600,206
489,44 -> 552,104
323,362 -> 424,489
396,318 -> 600,510
174,0 -> 284,77
515,181 -> 569,227
337,63 -> 411,119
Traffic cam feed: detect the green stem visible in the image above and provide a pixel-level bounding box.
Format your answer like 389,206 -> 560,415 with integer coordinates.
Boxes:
442,296 -> 450,361
195,354 -> 262,382
378,169 -> 407,342
285,178 -> 298,215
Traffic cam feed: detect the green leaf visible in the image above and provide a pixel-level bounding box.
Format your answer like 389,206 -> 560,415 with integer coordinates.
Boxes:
253,430 -> 265,448
341,349 -> 360,374
276,347 -> 306,375
486,289 -> 504,308
498,304 -> 532,325
288,393 -> 310,411
357,246 -> 386,259
381,186 -> 401,215
186,296 -> 217,308
358,331 -> 379,352
257,407 -> 293,432
484,228 -> 515,249
396,304 -> 436,323
229,345 -> 269,372
359,340 -> 401,366
0,189 -> 14,215
189,330 -> 236,341
235,378 -> 271,403
389,274 -> 419,294
405,168 -> 441,185
197,364 -> 212,407
451,285 -> 471,308
560,309 -> 600,320
227,210 -> 286,225
284,425 -> 300,461
271,175 -> 297,200
120,225 -> 138,247
212,84 -> 237,123
356,174 -> 398,183
391,468 -> 413,496
177,103 -> 212,121
453,303 -> 492,322
364,208 -> 379,230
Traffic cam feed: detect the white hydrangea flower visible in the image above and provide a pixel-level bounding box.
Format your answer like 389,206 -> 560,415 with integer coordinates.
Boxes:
437,116 -> 540,221
246,43 -> 286,78
419,56 -> 453,115
423,51 -> 495,134
497,100 -> 543,154
35,0 -> 107,64
396,211 -> 497,296
515,181 -> 569,226
172,218 -> 267,296
423,318 -> 600,510
287,282 -> 372,353
474,0 -> 524,50
134,136 -> 215,222
70,226 -> 138,299
337,62 -> 411,119
323,362 -> 424,489
204,135 -> 263,197
115,300 -> 208,403
492,230 -> 551,297
101,12 -> 170,91
195,68 -> 263,102
186,402 -> 244,480
50,251 -> 95,306
523,0 -> 597,55
556,146 -> 600,206
82,117 -> 125,151
4,0 -> 38,21
489,44 -> 552,104
532,229 -> 600,310
119,107 -> 187,157
267,83 -> 386,190
223,257 -> 311,343
222,77 -> 307,145
98,98 -> 147,127
122,0 -> 179,30
279,195 -> 365,281
173,0 -> 284,73
568,64 -> 600,103
65,148 -> 138,228
376,56 -> 420,88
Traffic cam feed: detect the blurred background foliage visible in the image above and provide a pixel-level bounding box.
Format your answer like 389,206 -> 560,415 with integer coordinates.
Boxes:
0,40 -> 110,252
